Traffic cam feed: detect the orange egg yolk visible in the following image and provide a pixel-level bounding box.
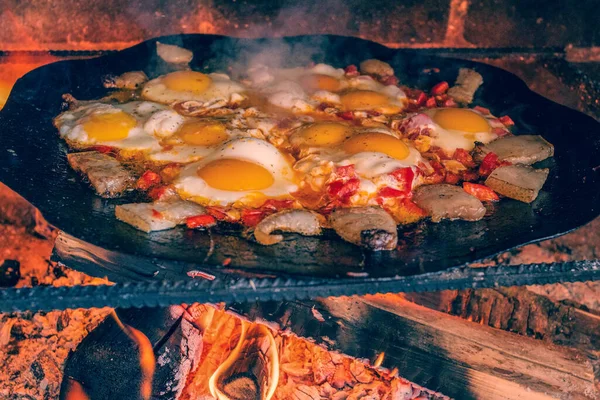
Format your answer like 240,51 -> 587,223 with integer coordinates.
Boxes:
82,111 -> 137,141
300,74 -> 341,92
340,90 -> 390,111
432,108 -> 490,133
291,122 -> 353,148
178,120 -> 228,146
197,159 -> 274,191
163,71 -> 212,93
342,132 -> 410,160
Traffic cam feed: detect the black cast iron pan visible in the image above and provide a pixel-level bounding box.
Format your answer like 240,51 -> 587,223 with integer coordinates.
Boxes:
1,34 -> 599,286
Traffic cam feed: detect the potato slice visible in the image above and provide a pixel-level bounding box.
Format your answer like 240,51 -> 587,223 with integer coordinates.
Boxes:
413,184 -> 486,222
447,68 -> 483,104
115,201 -> 206,232
485,165 -> 549,203
329,207 -> 397,251
67,151 -> 136,198
474,135 -> 554,165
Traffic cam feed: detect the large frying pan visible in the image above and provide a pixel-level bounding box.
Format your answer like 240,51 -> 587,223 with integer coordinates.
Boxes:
1,34 -> 599,288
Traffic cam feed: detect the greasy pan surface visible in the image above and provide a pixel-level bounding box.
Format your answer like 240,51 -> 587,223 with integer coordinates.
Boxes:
1,34 -> 599,282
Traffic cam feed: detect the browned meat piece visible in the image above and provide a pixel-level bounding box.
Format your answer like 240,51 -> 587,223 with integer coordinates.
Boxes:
485,164 -> 549,203
413,184 -> 486,222
359,59 -> 394,77
473,135 -> 554,165
329,207 -> 397,251
447,68 -> 483,104
67,151 -> 136,198
115,201 -> 206,232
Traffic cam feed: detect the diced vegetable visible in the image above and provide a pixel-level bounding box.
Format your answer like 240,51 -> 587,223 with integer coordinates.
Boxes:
186,214 -> 216,229
463,182 -> 499,202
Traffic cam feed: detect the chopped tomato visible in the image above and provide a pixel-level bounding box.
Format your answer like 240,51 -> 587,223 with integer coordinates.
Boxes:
443,97 -> 457,107
381,75 -> 399,86
344,65 -> 359,76
453,148 -> 476,169
445,172 -> 460,184
430,81 -> 449,95
463,182 -> 499,202
379,187 -> 407,198
241,209 -> 265,227
136,170 -> 162,191
186,214 -> 217,229
492,127 -> 510,137
338,111 -> 354,120
151,209 -> 163,219
461,169 -> 479,182
335,164 -> 356,178
498,115 -> 515,126
327,178 -> 360,201
390,167 -> 415,194
261,198 -> 295,211
473,106 -> 491,115
400,198 -> 427,217
425,96 -> 437,108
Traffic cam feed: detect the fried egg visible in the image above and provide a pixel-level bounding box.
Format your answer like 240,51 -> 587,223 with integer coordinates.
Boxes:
142,70 -> 246,105
404,108 -> 499,153
293,125 -> 423,195
55,101 -> 169,151
174,137 -> 298,206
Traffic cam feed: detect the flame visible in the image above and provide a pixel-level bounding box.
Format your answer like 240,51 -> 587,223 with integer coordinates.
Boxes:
373,352 -> 385,368
208,320 -> 280,400
111,311 -> 156,400
62,379 -> 91,400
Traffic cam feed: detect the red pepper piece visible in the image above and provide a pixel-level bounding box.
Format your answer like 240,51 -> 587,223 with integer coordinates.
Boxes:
463,182 -> 499,202
205,206 -> 230,221
378,186 -> 407,198
390,167 -> 415,194
136,170 -> 162,191
461,170 -> 479,182
400,198 -> 427,217
261,199 -> 295,211
453,148 -> 476,169
241,209 -> 265,227
498,115 -> 515,126
425,96 -> 437,108
430,81 -> 449,95
415,91 -> 428,106
479,152 -> 500,177
328,178 -> 360,201
473,106 -> 491,115
186,214 -> 217,229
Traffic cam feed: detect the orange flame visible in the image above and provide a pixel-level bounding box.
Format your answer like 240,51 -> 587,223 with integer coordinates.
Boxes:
111,311 -> 156,400
208,320 -> 280,400
62,379 -> 91,400
373,352 -> 385,368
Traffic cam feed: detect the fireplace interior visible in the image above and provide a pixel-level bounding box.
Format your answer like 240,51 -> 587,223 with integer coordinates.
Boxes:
0,0 -> 599,399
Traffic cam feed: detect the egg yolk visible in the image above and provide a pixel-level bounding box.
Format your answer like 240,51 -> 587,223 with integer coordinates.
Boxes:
340,90 -> 390,111
163,71 -> 212,93
432,108 -> 490,133
300,74 -> 341,92
291,122 -> 353,148
197,159 -> 274,191
342,132 -> 410,160
178,120 -> 228,146
82,111 -> 137,141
